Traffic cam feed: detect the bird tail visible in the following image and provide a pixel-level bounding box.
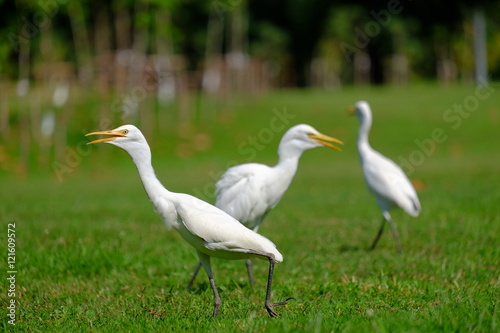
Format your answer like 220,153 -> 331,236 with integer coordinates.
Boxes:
406,197 -> 421,217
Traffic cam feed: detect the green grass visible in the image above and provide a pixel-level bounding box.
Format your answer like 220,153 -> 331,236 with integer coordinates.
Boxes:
1,83 -> 500,332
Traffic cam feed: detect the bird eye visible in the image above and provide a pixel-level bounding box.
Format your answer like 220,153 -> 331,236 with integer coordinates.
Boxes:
122,129 -> 129,135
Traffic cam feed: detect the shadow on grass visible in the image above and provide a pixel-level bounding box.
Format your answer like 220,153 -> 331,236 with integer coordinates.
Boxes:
187,280 -> 251,295
338,244 -> 364,253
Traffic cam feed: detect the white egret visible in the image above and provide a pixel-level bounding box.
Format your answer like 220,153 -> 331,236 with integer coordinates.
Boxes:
187,124 -> 343,289
86,125 -> 292,317
351,101 -> 421,253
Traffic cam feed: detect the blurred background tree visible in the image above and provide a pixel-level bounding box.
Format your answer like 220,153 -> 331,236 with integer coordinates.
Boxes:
0,0 -> 499,176
1,0 -> 499,87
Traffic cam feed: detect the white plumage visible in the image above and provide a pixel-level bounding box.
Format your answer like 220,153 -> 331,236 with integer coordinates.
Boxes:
216,124 -> 343,231
352,101 -> 421,253
187,124 -> 343,287
86,125 -> 291,317
215,163 -> 291,231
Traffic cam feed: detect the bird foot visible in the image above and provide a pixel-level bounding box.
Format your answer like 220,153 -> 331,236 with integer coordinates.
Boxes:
212,303 -> 221,318
265,297 -> 295,317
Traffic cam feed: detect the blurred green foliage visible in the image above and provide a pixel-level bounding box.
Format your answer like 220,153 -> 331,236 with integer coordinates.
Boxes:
1,0 -> 500,83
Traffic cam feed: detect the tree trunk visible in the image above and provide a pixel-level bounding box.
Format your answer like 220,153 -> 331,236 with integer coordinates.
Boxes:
67,1 -> 93,84
473,8 -> 488,83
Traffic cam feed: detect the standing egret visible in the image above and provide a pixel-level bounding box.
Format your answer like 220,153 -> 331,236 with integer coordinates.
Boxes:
351,101 -> 421,253
86,125 -> 292,317
187,124 -> 343,289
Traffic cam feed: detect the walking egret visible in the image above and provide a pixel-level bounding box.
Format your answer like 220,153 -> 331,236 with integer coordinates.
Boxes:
351,101 -> 421,253
86,125 -> 292,317
187,124 -> 343,289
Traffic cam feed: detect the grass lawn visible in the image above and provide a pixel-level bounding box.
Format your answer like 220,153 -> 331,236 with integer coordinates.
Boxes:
1,83 -> 499,332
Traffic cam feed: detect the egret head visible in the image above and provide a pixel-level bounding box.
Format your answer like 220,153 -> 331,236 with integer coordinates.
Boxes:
279,124 -> 343,157
349,100 -> 372,122
86,124 -> 148,152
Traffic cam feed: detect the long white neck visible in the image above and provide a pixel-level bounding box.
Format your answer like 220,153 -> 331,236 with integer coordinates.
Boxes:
112,136 -> 178,230
125,143 -> 170,203
274,144 -> 302,188
357,111 -> 373,156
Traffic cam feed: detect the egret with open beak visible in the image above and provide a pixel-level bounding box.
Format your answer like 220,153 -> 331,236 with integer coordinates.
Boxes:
86,124 -> 293,317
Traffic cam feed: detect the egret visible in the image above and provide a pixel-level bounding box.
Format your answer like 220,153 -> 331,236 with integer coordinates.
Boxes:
86,125 -> 292,317
351,101 -> 421,253
187,124 -> 343,289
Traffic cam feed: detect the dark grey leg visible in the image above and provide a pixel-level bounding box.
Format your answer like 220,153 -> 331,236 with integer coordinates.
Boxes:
264,257 -> 294,318
370,217 -> 386,250
246,259 -> 255,286
209,277 -> 221,317
197,252 -> 222,317
186,261 -> 202,291
386,216 -> 402,254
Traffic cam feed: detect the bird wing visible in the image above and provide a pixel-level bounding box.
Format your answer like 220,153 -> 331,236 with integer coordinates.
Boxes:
363,150 -> 421,217
215,163 -> 275,229
173,193 -> 283,262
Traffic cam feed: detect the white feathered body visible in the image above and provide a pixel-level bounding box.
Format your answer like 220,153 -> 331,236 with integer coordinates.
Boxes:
114,126 -> 283,263
143,174 -> 283,263
359,146 -> 421,217
355,100 -> 421,218
172,193 -> 283,262
215,160 -> 297,232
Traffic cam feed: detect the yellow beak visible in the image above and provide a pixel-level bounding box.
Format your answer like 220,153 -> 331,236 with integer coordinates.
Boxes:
348,105 -> 356,116
308,133 -> 343,151
86,130 -> 125,145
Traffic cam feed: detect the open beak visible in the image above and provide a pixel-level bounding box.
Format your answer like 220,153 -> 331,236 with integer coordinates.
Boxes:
86,130 -> 125,145
348,105 -> 356,116
308,133 -> 343,151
